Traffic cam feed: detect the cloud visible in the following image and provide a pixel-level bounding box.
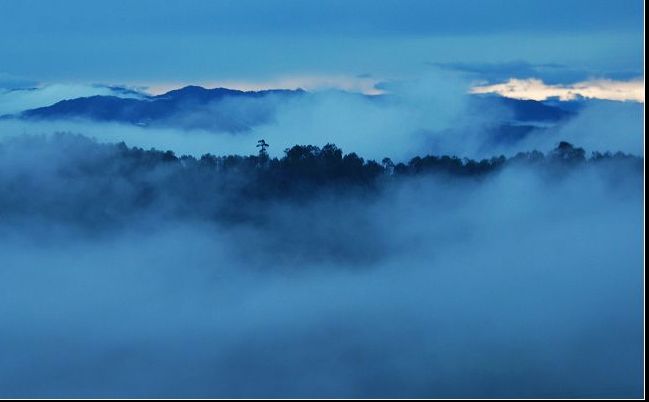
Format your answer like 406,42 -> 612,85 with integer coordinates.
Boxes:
432,62 -> 642,85
471,78 -> 644,102
516,100 -> 644,156
0,72 -> 39,90
433,61 -> 569,82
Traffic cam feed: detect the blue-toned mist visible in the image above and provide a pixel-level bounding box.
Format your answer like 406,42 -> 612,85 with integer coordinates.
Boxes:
0,134 -> 643,398
0,0 -> 644,397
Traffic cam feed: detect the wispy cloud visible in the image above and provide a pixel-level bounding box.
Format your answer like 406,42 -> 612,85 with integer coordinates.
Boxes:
471,78 -> 644,102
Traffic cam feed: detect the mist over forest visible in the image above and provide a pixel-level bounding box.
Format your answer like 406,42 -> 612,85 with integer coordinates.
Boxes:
0,0 -> 644,398
0,133 -> 643,398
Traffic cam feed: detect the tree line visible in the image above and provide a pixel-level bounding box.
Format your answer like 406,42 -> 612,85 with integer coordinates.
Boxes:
0,134 -> 642,228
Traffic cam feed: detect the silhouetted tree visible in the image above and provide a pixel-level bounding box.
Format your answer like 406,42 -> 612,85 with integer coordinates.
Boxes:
382,157 -> 394,175
257,139 -> 269,160
551,141 -> 586,163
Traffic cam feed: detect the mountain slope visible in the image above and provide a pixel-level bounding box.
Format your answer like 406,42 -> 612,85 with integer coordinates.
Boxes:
15,86 -> 305,132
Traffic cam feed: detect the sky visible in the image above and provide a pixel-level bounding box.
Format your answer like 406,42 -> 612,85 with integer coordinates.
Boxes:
0,0 -> 644,159
0,0 -> 644,90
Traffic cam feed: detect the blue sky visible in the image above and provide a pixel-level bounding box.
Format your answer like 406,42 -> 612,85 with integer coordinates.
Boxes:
0,0 -> 643,88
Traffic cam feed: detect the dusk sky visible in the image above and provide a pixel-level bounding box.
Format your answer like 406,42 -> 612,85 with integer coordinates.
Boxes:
0,0 -> 644,90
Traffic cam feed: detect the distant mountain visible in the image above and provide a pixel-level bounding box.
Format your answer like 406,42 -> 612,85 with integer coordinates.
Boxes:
471,95 -> 578,123
464,95 -> 581,146
13,86 -> 305,132
6,86 -> 579,139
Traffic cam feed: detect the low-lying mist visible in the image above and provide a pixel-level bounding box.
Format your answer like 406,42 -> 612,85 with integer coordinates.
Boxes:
2,73 -> 643,162
0,134 -> 643,397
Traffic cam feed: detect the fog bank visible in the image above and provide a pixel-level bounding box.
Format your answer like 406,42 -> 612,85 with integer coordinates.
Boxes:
0,136 -> 643,398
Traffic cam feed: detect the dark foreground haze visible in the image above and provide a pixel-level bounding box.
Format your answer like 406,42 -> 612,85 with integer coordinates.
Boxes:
0,134 -> 643,398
